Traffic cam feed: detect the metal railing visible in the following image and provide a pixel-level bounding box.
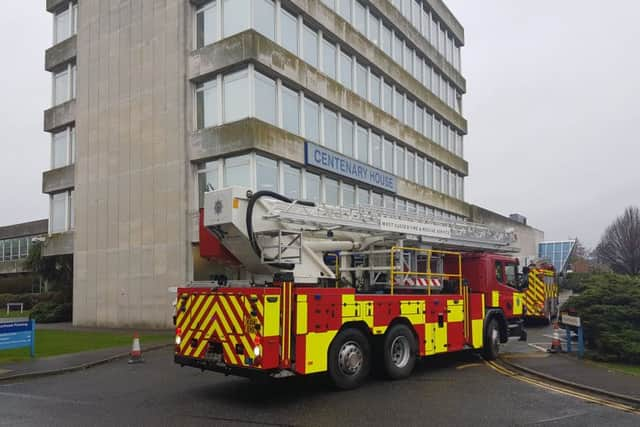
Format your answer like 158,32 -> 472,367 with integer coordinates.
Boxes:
389,246 -> 463,296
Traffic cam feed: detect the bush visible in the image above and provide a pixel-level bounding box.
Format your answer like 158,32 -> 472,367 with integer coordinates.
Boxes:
0,292 -> 64,311
562,273 -> 640,364
29,301 -> 72,323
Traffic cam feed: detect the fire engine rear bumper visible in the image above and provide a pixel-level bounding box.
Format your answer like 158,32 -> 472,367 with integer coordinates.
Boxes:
174,354 -> 270,379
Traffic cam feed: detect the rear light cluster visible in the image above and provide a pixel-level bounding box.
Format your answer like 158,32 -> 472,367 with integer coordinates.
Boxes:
175,327 -> 182,347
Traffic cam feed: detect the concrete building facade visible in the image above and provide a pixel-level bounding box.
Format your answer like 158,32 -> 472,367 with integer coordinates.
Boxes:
42,0 -> 542,327
0,220 -> 48,293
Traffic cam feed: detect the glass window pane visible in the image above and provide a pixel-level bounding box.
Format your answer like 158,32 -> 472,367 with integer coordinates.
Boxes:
356,63 -> 367,98
405,98 -> 414,128
395,145 -> 404,177
282,85 -> 299,134
52,130 -> 68,169
384,195 -> 394,210
198,161 -> 219,207
325,178 -> 339,205
339,0 -> 352,22
406,151 -> 415,182
322,40 -> 337,79
394,90 -> 404,122
55,9 -> 70,43
383,82 -> 393,114
254,72 -> 276,125
223,69 -> 249,122
256,155 -> 278,192
416,106 -> 424,135
434,164 -> 441,192
357,126 -> 368,163
304,98 -> 320,142
341,118 -> 354,157
54,69 -> 69,105
426,160 -> 434,188
357,187 -> 369,206
370,73 -> 381,107
369,13 -> 379,45
303,25 -> 318,68
393,33 -> 402,63
225,155 -> 251,187
339,52 -> 352,90
324,108 -> 338,150
371,133 -> 382,168
354,1 -> 366,33
196,80 -> 217,129
372,192 -> 383,207
254,0 -> 275,41
382,25 -> 392,56
281,8 -> 298,54
383,139 -> 393,173
425,112 -> 433,139
196,3 -> 217,48
342,184 -> 355,207
223,0 -> 250,37
51,192 -> 67,233
305,172 -> 321,203
284,164 -> 301,198
417,156 -> 424,185
405,45 -> 413,75
442,123 -> 449,150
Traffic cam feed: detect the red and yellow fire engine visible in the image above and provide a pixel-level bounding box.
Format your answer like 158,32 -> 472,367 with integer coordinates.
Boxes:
174,188 -> 526,389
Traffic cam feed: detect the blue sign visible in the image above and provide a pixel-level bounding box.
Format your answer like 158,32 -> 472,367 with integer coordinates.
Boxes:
305,142 -> 397,193
0,319 -> 35,357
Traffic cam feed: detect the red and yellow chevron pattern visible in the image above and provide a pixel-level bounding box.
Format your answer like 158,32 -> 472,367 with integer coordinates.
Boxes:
523,269 -> 557,318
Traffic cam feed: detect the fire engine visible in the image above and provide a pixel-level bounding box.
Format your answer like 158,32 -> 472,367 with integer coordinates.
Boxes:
522,262 -> 559,323
174,187 -> 527,389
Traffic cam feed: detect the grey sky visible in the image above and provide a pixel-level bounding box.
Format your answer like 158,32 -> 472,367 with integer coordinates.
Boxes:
0,2 -> 638,250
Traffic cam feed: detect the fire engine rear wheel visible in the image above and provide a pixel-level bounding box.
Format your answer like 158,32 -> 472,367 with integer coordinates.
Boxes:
328,328 -> 371,390
483,319 -> 500,360
383,324 -> 417,380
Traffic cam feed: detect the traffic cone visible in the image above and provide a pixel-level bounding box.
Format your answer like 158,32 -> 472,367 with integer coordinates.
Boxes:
128,332 -> 144,364
548,322 -> 563,353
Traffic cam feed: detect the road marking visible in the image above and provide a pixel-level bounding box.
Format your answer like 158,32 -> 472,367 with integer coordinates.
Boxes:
484,361 -> 640,415
455,363 -> 483,370
543,334 -> 567,342
527,343 -> 549,352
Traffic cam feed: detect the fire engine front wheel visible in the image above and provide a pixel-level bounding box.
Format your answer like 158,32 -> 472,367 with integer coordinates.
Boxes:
328,328 -> 371,390
482,319 -> 500,360
383,324 -> 417,380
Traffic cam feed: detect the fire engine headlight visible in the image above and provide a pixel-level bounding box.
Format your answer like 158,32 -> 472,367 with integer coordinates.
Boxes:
253,345 -> 261,357
175,335 -> 181,345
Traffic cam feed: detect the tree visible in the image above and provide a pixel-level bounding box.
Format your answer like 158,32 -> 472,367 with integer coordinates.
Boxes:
595,207 -> 640,275
22,240 -> 73,301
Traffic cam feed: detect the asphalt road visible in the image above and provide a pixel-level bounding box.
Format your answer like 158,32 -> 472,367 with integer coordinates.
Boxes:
0,346 -> 637,427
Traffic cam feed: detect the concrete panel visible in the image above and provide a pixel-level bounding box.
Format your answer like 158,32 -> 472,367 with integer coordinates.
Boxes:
424,0 -> 465,43
190,31 -> 468,176
45,35 -> 77,72
42,164 -> 75,194
469,205 -> 544,260
43,231 -> 74,256
72,0 -> 188,328
0,220 -> 48,240
46,0 -> 69,13
43,100 -> 76,132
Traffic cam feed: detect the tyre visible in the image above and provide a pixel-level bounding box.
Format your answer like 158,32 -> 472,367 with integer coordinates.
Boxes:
328,328 -> 371,390
382,324 -> 417,380
482,318 -> 500,360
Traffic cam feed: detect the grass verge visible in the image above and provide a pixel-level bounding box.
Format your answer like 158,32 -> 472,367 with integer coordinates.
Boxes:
596,361 -> 640,377
0,310 -> 32,319
0,329 -> 171,364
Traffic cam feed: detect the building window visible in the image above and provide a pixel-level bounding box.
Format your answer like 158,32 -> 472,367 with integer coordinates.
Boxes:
357,125 -> 368,163
282,85 -> 300,135
395,145 -> 405,178
322,40 -> 337,79
341,117 -> 354,157
223,69 -> 250,122
383,139 -> 393,173
442,168 -> 449,196
303,25 -> 318,68
434,164 -> 441,192
224,154 -> 251,187
368,13 -> 379,45
304,98 -> 320,142
416,106 -> 424,135
222,0 -> 250,38
51,127 -> 75,169
339,52 -> 353,90
393,33 -> 402,64
371,133 -> 382,168
254,71 -> 276,125
339,0 -> 352,22
254,0 -> 275,41
52,64 -> 75,106
370,73 -> 381,107
383,82 -> 393,115
198,161 -> 220,207
256,155 -> 278,192
406,151 -> 415,182
53,2 -> 77,44
325,177 -> 339,205
357,187 -> 369,206
50,191 -> 72,234
372,192 -> 383,208
342,183 -> 356,207
280,8 -> 298,54
355,62 -> 367,99
417,156 -> 425,186
196,80 -> 218,129
394,90 -> 404,123
305,172 -> 321,203
196,1 -> 217,49
405,98 -> 415,128
425,112 -> 433,139
284,164 -> 301,199
323,108 -> 338,150
381,25 -> 392,56
384,195 -> 394,210
354,1 -> 366,34
426,160 -> 434,188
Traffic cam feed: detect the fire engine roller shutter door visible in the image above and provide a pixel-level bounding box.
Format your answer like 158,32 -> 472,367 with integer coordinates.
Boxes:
446,299 -> 465,351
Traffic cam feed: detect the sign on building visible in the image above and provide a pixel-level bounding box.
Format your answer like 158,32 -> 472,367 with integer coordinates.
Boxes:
380,217 -> 452,238
304,142 -> 397,193
0,319 -> 35,357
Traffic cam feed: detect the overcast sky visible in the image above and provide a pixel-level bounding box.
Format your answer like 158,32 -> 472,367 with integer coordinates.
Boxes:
0,2 -> 638,250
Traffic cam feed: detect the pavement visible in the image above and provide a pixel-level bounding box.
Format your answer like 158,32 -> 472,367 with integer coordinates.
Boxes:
1,347 -> 638,426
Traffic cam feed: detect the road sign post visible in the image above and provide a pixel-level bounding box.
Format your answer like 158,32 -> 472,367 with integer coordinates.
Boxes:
560,313 -> 583,359
0,319 -> 36,357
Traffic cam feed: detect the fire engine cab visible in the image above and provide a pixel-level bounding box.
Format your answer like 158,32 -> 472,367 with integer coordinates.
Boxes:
174,187 -> 526,389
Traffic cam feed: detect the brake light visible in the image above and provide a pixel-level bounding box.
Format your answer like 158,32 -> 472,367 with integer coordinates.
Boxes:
175,327 -> 182,346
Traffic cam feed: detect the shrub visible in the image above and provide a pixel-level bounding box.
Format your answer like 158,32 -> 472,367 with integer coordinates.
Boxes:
562,274 -> 640,363
29,301 -> 72,323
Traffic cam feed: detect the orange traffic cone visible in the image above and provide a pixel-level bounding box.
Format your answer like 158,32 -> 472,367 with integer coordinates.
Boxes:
548,322 -> 563,353
128,332 -> 144,364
